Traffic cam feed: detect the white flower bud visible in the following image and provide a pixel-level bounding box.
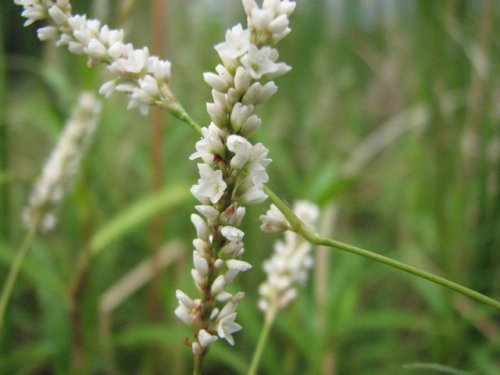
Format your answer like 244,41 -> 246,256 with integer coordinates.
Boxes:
37,26 -> 58,41
198,329 -> 218,348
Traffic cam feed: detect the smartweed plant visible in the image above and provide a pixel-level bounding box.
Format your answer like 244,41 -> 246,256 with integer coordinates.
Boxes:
2,1 -> 499,374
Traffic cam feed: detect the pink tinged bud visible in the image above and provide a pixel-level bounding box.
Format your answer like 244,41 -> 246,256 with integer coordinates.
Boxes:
221,204 -> 246,226
192,342 -> 202,354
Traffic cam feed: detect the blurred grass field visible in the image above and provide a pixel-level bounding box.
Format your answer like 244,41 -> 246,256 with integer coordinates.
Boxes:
0,0 -> 499,374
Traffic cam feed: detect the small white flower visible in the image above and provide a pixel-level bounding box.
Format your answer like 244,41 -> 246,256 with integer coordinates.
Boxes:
193,251 -> 209,276
198,329 -> 218,348
226,259 -> 252,272
230,103 -> 261,135
23,93 -> 100,232
260,204 -> 289,232
258,201 -> 319,312
109,47 -> 149,75
203,72 -> 230,93
221,226 -> 244,241
195,204 -> 220,223
147,56 -> 171,81
227,135 -> 252,170
99,80 -> 116,98
236,178 -> 267,204
215,24 -> 251,66
242,81 -> 278,105
211,275 -> 226,295
191,164 -> 227,204
233,67 -> 252,93
240,45 -> 291,80
176,290 -> 195,309
249,8 -> 275,33
263,0 -> 296,16
190,124 -> 226,164
219,239 -> 244,258
246,142 -> 271,185
48,5 -> 68,25
85,38 -> 107,60
217,312 -> 242,346
191,214 -> 209,241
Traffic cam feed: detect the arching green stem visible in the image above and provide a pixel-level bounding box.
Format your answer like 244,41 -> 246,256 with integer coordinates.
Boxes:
264,186 -> 500,311
171,107 -> 500,311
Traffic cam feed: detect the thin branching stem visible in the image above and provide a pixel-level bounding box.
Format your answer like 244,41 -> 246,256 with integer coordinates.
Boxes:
264,187 -> 500,311
247,306 -> 277,375
171,108 -> 500,312
0,220 -> 39,329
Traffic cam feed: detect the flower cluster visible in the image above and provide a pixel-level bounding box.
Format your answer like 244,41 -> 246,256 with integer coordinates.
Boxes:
22,92 -> 101,232
175,0 -> 296,355
14,0 -> 176,115
258,201 -> 319,313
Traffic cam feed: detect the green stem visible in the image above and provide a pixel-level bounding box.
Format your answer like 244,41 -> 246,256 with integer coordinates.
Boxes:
0,223 -> 38,329
171,107 -> 500,312
264,186 -> 500,311
168,104 -> 202,136
247,307 -> 277,375
193,350 -> 205,375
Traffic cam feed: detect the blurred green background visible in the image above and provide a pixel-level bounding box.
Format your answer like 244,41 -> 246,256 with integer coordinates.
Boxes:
0,0 -> 498,374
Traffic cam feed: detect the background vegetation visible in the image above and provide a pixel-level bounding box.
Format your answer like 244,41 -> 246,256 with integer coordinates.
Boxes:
0,0 -> 498,374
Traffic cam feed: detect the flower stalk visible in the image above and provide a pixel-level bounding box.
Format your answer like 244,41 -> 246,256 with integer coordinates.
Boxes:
174,1 -> 297,371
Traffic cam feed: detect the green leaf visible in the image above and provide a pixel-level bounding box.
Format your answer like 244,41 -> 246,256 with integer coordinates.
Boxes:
403,363 -> 476,375
0,242 -> 66,296
90,183 -> 191,255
